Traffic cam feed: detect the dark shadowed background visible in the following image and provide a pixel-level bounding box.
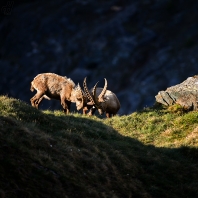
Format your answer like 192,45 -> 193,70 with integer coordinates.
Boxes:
1,0 -> 198,115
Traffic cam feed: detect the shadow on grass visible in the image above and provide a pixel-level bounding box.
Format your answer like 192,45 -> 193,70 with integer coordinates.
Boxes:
0,96 -> 198,197
34,113 -> 198,196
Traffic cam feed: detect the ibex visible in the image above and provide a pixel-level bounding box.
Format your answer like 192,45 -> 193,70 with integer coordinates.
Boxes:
83,77 -> 121,118
30,73 -> 85,114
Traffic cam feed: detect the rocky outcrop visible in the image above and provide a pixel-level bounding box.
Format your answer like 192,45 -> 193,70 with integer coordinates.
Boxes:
155,76 -> 198,110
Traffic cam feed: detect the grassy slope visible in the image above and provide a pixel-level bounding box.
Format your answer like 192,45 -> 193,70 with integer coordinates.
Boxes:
0,96 -> 198,198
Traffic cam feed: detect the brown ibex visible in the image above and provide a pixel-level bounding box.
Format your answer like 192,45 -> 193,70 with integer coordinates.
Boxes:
83,77 -> 121,118
30,73 -> 85,114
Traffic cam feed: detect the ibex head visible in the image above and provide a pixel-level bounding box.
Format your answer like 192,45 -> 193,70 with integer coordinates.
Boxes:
83,77 -> 107,115
74,83 -> 85,111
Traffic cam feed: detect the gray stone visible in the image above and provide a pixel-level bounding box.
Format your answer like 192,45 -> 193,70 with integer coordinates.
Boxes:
155,76 -> 198,110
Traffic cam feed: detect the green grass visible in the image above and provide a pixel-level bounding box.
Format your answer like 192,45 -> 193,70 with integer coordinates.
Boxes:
0,95 -> 198,197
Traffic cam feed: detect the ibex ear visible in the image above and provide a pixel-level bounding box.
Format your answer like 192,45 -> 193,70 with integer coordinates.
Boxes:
98,97 -> 105,102
87,101 -> 94,105
77,83 -> 81,89
101,96 -> 108,102
76,83 -> 84,95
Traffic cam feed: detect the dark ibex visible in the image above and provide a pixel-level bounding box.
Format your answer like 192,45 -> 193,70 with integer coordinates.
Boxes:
83,77 -> 121,118
30,73 -> 85,114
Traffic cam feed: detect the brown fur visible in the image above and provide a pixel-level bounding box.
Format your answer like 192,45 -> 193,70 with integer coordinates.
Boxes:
30,73 -> 84,114
89,88 -> 121,118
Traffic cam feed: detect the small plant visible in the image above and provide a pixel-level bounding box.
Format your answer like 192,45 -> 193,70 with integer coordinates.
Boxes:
167,103 -> 187,114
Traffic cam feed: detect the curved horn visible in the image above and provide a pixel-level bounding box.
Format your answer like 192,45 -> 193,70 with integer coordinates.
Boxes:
93,81 -> 100,106
77,83 -> 84,97
98,78 -> 107,102
83,77 -> 95,105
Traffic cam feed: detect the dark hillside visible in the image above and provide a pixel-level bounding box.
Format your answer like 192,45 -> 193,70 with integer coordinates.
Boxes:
0,95 -> 198,197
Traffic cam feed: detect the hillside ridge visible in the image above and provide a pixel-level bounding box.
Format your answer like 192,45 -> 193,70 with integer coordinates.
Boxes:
0,95 -> 198,197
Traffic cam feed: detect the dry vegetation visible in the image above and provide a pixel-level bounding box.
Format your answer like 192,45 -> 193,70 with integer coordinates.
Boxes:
0,95 -> 198,197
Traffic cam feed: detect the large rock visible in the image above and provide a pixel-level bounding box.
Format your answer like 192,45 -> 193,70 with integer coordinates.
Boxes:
155,76 -> 198,110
